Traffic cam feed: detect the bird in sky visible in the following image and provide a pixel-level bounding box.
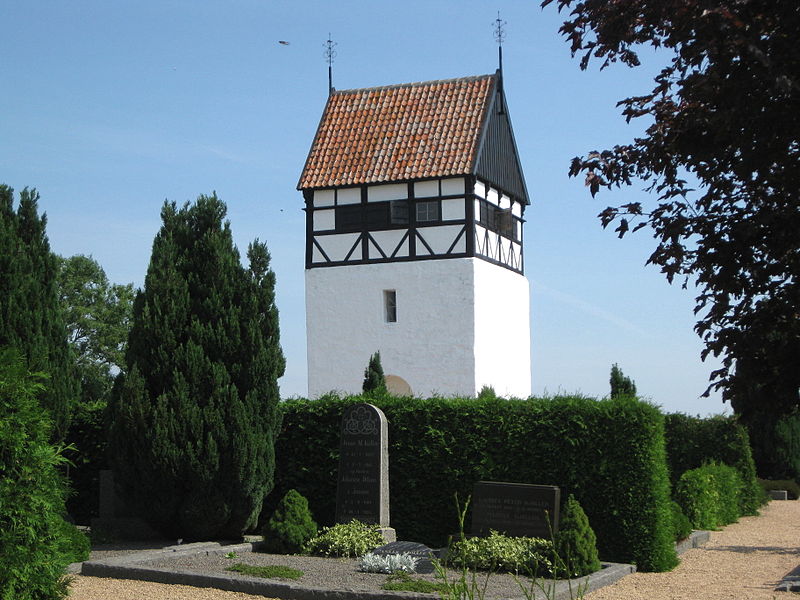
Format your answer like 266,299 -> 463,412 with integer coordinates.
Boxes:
278,40 -> 290,46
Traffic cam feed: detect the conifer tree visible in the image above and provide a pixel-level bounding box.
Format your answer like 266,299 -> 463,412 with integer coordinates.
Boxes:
109,193 -> 285,540
0,185 -> 78,439
610,363 -> 637,398
362,351 -> 387,396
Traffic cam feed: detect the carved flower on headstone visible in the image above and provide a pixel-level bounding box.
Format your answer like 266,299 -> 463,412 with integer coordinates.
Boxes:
344,405 -> 379,435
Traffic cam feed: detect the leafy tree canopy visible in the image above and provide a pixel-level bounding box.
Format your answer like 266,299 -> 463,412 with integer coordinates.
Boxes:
544,0 -> 800,412
57,254 -> 134,376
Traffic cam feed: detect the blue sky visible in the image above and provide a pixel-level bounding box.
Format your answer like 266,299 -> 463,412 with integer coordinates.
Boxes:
1,1 -> 728,415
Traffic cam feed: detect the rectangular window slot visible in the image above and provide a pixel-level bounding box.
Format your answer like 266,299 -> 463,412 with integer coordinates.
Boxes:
384,290 -> 397,323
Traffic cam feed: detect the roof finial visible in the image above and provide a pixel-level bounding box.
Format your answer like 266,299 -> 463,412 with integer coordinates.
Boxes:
493,12 -> 507,114
325,34 -> 337,95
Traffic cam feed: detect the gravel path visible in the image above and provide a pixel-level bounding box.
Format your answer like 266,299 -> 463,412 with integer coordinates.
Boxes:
68,500 -> 800,600
585,500 -> 800,600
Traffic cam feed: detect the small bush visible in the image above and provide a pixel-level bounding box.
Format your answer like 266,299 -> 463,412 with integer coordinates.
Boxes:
448,531 -> 554,575
669,501 -> 692,542
303,520 -> 384,558
759,478 -> 800,500
554,495 -> 601,578
55,519 -> 91,563
226,563 -> 303,580
675,463 -> 743,530
262,489 -> 317,554
381,571 -> 449,594
359,552 -> 419,574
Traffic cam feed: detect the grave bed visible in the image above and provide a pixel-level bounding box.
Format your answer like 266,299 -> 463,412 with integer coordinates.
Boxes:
80,541 -> 635,600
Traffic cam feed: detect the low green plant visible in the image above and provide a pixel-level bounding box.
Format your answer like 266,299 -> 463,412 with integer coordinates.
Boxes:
433,494 -> 589,600
303,519 -> 383,558
226,562 -> 303,580
381,571 -> 449,594
449,531 -> 555,575
669,501 -> 693,542
554,495 -> 601,578
758,478 -> 800,500
55,519 -> 91,563
262,489 -> 318,554
224,551 -> 238,559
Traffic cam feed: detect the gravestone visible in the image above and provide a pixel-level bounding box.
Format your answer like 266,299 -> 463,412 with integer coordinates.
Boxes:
336,403 -> 395,542
471,481 -> 560,538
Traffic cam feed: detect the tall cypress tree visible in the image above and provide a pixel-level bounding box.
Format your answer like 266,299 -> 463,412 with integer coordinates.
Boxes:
109,193 -> 285,540
0,185 -> 78,439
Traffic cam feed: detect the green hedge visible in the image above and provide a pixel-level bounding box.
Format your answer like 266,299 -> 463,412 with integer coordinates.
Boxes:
269,395 -> 677,572
674,463 -> 743,530
664,414 -> 762,515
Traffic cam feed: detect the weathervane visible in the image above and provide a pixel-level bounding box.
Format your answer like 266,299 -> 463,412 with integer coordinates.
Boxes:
493,12 -> 507,114
325,35 -> 337,95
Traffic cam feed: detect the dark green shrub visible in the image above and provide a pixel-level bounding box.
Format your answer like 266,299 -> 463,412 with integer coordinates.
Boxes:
554,495 -> 601,578
109,194 -> 284,540
758,478 -> 800,500
271,394 -> 678,572
262,489 -> 317,554
448,531 -> 555,574
675,468 -> 718,530
0,348 -> 72,599
706,463 -> 743,525
55,518 -> 91,563
664,414 -> 762,515
303,520 -> 383,558
669,501 -> 692,542
675,463 -> 743,530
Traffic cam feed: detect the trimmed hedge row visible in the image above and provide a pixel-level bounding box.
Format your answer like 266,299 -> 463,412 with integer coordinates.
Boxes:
664,414 -> 762,515
269,395 -> 677,572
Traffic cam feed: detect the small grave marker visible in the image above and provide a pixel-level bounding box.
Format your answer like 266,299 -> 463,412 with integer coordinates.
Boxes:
471,481 -> 560,538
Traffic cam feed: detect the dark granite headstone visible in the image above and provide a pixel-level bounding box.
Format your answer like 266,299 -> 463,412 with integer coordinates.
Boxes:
336,403 -> 390,530
471,481 -> 560,538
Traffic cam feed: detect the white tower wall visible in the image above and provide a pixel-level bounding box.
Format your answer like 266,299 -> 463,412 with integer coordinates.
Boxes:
306,258 -> 531,398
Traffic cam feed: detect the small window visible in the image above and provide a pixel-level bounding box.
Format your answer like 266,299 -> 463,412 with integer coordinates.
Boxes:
416,200 -> 439,222
390,200 -> 409,224
383,290 -> 397,323
335,204 -> 362,230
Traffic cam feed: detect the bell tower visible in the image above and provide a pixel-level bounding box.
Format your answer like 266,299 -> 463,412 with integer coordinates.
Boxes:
298,72 -> 531,398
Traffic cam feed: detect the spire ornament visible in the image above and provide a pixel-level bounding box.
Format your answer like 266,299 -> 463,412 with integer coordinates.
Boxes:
325,35 -> 337,95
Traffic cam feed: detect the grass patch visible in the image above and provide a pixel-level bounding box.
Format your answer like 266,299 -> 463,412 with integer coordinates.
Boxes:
226,562 -> 303,580
381,571 -> 449,594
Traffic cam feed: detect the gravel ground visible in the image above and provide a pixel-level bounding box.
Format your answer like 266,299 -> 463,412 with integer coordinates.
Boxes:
68,500 -> 800,600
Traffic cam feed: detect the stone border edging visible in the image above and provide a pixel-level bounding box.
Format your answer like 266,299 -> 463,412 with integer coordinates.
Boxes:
77,543 -> 636,600
675,530 -> 711,555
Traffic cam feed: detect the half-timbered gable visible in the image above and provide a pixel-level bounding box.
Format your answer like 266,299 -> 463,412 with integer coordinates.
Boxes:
298,73 -> 529,274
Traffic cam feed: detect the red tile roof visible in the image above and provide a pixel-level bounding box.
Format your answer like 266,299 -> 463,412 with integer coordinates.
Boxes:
298,74 -> 497,190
